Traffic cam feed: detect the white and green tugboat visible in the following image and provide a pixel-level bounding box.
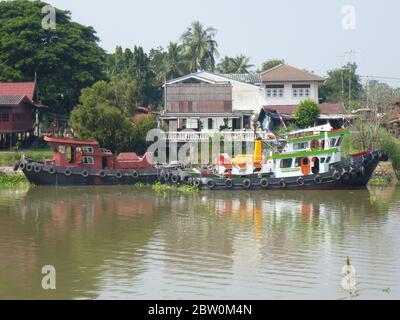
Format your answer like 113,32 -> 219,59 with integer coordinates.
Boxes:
162,123 -> 388,190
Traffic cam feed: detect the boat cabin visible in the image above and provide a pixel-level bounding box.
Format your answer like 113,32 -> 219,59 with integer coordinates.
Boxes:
43,136 -> 154,169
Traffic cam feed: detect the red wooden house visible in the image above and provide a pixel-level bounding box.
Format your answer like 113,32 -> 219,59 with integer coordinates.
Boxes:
0,82 -> 46,148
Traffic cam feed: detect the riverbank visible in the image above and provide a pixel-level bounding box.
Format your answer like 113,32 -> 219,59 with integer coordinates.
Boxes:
0,149 -> 52,167
0,174 -> 31,188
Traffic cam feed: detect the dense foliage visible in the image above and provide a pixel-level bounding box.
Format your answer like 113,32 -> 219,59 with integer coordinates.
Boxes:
0,0 -> 105,115
319,63 -> 362,106
216,55 -> 254,73
294,99 -> 321,128
259,59 -> 284,72
70,80 -> 157,153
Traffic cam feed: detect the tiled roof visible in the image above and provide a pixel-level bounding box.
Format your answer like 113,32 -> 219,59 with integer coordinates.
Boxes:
260,64 -> 325,82
0,95 -> 25,105
219,73 -> 262,85
263,102 -> 347,116
0,82 -> 36,100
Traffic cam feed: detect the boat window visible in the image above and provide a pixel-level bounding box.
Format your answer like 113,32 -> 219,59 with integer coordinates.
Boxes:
82,146 -> 94,154
293,142 -> 308,150
326,156 -> 331,163
83,156 -> 94,165
295,158 -> 302,167
330,138 -> 337,148
320,157 -> 326,163
280,158 -> 293,168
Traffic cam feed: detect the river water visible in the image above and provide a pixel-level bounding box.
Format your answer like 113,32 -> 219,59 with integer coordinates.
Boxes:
0,186 -> 399,300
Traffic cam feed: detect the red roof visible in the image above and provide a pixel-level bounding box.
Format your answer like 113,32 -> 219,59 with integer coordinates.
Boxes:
0,82 -> 36,100
263,102 -> 347,116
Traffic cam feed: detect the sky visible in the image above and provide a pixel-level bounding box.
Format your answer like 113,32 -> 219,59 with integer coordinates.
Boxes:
46,0 -> 400,86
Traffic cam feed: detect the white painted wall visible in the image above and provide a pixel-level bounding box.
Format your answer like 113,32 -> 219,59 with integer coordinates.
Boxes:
197,72 -> 263,112
262,82 -> 320,106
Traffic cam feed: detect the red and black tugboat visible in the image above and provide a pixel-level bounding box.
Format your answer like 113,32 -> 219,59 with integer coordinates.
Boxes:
14,136 -> 159,186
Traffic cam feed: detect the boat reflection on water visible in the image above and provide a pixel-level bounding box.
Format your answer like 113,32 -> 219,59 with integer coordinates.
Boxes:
0,186 -> 398,299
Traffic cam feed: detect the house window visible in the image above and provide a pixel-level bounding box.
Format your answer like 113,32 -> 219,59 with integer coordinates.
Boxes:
83,156 -> 94,165
0,113 -> 9,122
292,84 -> 311,98
280,158 -> 293,168
293,142 -> 309,150
266,84 -> 284,98
208,118 -> 213,130
82,146 -> 94,154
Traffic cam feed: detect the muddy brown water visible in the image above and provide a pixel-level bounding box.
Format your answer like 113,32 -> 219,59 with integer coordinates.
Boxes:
0,186 -> 399,299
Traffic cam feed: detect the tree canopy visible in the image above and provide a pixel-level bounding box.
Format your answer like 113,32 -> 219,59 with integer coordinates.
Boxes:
294,99 -> 321,128
319,63 -> 362,106
0,0 -> 105,115
260,59 -> 284,72
216,55 -> 254,74
180,21 -> 219,72
70,80 -> 157,153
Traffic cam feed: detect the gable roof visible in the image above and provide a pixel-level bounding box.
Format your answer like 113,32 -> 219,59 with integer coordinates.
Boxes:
0,82 -> 36,100
260,64 -> 325,83
164,73 -> 221,86
263,102 -> 347,118
164,71 -> 260,88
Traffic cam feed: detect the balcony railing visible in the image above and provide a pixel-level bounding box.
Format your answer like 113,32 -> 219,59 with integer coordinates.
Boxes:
163,130 -> 268,142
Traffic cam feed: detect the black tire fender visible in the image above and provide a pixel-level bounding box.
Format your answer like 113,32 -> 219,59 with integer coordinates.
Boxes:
297,177 -> 305,186
26,163 -> 33,172
207,180 -> 216,189
116,171 -> 123,179
48,166 -> 56,175
65,168 -> 72,176
82,170 -> 89,178
34,164 -> 42,173
279,179 -> 286,188
314,175 -> 323,184
243,179 -> 251,189
260,178 -> 269,188
225,179 -> 233,188
332,171 -> 341,181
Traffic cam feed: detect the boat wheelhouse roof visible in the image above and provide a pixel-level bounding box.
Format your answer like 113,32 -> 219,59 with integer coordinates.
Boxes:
44,136 -> 99,146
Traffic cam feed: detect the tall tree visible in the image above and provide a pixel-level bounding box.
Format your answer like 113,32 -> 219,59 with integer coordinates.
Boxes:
180,21 -> 219,72
105,46 -> 161,109
156,42 -> 188,81
260,59 -> 284,72
0,0 -> 105,115
319,63 -> 362,106
217,55 -> 254,74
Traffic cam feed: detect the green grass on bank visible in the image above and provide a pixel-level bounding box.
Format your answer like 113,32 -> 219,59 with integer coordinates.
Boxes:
368,177 -> 392,187
0,174 -> 32,188
152,182 -> 198,194
0,149 -> 53,167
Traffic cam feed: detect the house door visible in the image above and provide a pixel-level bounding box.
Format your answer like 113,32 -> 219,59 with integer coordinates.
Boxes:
301,157 -> 310,175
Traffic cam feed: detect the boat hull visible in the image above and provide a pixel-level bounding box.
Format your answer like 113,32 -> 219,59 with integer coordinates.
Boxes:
15,161 -> 159,186
162,150 -> 388,190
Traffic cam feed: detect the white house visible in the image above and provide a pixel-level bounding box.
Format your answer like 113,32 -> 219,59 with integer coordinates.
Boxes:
160,64 -> 347,141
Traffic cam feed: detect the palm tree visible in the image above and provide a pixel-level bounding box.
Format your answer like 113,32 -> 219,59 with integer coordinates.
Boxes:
229,55 -> 254,73
216,56 -> 235,73
180,21 -> 219,72
157,42 -> 187,81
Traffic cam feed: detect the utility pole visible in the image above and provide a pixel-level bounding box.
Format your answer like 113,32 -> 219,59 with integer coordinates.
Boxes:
344,50 -> 356,105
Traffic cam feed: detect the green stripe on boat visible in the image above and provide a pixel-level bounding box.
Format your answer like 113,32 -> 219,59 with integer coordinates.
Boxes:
271,148 -> 338,159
